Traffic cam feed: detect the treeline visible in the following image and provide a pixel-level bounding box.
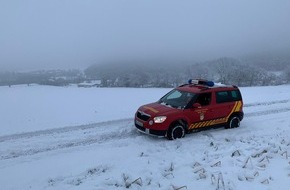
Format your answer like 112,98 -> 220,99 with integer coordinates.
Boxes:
85,57 -> 290,87
1,57 -> 290,87
0,70 -> 84,86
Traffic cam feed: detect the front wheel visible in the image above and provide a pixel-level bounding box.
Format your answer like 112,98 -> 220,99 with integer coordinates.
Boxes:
226,116 -> 240,129
167,124 -> 185,140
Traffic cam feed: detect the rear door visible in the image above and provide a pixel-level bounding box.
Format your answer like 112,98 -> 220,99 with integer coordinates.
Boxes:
211,90 -> 242,125
214,91 -> 235,119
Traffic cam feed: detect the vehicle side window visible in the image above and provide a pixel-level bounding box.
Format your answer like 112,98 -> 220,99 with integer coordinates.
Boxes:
216,90 -> 242,103
196,93 -> 212,106
216,91 -> 229,103
230,90 -> 242,101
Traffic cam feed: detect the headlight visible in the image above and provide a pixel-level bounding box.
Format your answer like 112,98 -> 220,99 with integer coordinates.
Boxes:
154,116 -> 167,123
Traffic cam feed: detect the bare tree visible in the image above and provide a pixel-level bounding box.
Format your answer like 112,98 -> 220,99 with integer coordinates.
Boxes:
214,57 -> 241,84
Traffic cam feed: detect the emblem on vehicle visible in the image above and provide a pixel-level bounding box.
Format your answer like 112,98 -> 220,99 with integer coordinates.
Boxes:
200,113 -> 204,121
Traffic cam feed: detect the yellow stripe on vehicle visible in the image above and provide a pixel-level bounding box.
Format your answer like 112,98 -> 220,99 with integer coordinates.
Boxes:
235,101 -> 242,112
189,124 -> 193,129
143,106 -> 159,113
192,123 -> 200,129
224,101 -> 242,122
226,102 -> 238,121
204,121 -> 211,127
188,124 -> 194,129
195,122 -> 203,128
189,124 -> 195,129
201,121 -> 207,127
190,117 -> 228,130
208,120 -> 215,126
202,122 -> 208,127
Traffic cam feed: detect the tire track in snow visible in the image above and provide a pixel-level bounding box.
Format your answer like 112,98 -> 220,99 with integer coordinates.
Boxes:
1,127 -> 140,160
1,99 -> 290,160
245,107 -> 290,117
0,118 -> 132,142
244,99 -> 290,107
244,98 -> 290,117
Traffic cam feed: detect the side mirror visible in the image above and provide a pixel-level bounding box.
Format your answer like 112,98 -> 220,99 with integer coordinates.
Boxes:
192,103 -> 201,108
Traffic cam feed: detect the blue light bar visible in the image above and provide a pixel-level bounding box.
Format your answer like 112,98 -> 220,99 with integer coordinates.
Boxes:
188,79 -> 214,87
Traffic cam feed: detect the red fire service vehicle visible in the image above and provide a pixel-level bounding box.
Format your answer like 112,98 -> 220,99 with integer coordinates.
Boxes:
135,79 -> 244,140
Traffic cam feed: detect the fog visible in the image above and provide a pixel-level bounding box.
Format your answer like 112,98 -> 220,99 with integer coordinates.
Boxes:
1,0 -> 290,71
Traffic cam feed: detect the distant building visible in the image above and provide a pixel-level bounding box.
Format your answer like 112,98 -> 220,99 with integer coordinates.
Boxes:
77,80 -> 101,88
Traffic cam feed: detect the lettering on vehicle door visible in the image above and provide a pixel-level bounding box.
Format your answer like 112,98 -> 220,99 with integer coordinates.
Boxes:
195,109 -> 208,121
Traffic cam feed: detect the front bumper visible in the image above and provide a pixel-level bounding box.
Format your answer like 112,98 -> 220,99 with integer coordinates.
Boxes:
135,122 -> 167,137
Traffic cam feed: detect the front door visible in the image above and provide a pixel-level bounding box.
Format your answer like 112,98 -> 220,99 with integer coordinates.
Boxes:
187,93 -> 215,130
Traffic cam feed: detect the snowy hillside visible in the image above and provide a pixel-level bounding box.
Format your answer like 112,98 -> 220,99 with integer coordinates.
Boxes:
0,85 -> 290,190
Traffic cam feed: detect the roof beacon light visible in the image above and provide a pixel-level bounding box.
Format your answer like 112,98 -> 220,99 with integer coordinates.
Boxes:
188,79 -> 214,87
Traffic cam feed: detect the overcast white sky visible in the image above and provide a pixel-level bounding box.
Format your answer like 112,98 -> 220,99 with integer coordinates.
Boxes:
1,0 -> 290,71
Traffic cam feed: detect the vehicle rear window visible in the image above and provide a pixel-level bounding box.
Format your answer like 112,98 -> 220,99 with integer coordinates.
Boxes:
216,90 -> 242,103
230,90 -> 242,101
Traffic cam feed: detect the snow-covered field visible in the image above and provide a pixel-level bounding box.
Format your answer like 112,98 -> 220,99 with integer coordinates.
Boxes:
0,85 -> 290,190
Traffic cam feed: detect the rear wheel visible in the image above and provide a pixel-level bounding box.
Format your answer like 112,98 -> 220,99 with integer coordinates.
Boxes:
167,124 -> 185,140
226,116 -> 240,129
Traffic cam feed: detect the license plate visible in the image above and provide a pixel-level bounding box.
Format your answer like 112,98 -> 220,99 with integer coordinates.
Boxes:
135,120 -> 143,127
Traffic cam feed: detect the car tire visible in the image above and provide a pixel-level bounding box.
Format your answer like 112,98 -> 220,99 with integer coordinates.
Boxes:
167,124 -> 185,140
226,116 -> 240,129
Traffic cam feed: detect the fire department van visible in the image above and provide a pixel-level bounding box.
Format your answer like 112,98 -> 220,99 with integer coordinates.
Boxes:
135,79 -> 244,140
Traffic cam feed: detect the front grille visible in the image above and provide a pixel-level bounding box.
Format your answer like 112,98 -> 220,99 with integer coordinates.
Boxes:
136,111 -> 151,121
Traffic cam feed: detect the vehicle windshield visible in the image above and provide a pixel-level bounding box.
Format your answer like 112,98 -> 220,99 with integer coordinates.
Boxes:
158,89 -> 196,109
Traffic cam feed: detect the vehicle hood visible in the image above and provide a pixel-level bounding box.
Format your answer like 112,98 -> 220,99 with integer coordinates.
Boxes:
138,102 -> 177,117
